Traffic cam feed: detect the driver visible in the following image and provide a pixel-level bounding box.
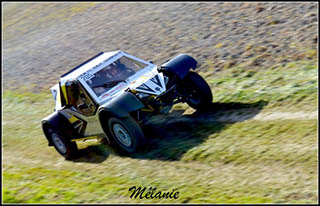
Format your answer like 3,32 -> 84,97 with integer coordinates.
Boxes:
110,60 -> 135,80
90,64 -> 123,96
108,63 -> 122,80
90,61 -> 136,96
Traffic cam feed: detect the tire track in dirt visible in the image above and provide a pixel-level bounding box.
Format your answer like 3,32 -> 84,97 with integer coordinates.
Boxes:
211,110 -> 318,123
147,109 -> 318,125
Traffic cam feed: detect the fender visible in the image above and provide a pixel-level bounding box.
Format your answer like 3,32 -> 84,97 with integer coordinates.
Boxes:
98,91 -> 144,119
161,54 -> 198,79
41,110 -> 73,146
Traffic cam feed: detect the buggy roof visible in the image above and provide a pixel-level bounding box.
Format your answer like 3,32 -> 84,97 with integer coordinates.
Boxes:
60,51 -> 121,82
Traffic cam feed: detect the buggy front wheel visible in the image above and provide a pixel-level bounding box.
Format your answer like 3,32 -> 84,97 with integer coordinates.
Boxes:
107,116 -> 146,154
181,71 -> 213,110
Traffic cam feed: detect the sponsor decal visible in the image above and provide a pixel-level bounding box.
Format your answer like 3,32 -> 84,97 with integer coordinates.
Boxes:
79,72 -> 95,81
100,82 -> 126,99
150,75 -> 162,88
134,74 -> 166,95
136,83 -> 155,93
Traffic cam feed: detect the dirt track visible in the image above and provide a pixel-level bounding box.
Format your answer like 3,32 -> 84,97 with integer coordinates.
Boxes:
2,3 -> 318,203
3,2 -> 318,92
147,106 -> 318,126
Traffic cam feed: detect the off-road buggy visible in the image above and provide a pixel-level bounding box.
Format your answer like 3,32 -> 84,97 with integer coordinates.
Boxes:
41,51 -> 212,159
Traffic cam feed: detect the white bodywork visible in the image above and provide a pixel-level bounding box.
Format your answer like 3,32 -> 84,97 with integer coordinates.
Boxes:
51,51 -> 167,137
75,51 -> 166,104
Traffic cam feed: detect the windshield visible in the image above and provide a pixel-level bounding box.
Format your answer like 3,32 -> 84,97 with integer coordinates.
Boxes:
85,56 -> 148,97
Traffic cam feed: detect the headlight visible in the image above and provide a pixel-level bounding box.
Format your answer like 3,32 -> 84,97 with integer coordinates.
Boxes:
137,93 -> 150,99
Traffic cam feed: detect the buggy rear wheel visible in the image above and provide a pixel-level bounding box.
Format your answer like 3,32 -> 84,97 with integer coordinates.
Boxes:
48,128 -> 78,160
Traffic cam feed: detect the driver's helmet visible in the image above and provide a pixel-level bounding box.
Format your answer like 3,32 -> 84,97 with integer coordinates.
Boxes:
108,62 -> 122,77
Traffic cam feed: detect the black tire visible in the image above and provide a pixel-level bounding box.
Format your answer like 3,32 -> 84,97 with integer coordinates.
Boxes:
48,128 -> 78,160
107,116 -> 146,154
181,71 -> 213,110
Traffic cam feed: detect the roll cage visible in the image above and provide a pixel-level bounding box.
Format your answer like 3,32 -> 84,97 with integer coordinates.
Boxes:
51,51 -> 155,112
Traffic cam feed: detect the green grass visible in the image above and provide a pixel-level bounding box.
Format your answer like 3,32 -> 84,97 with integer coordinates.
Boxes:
182,120 -> 317,167
2,60 -> 318,203
200,59 -> 318,112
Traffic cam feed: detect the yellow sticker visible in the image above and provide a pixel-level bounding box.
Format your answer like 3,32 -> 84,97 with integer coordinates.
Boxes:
68,115 -> 78,123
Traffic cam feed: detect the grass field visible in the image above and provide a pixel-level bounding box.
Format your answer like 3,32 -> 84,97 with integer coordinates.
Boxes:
2,60 -> 318,203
